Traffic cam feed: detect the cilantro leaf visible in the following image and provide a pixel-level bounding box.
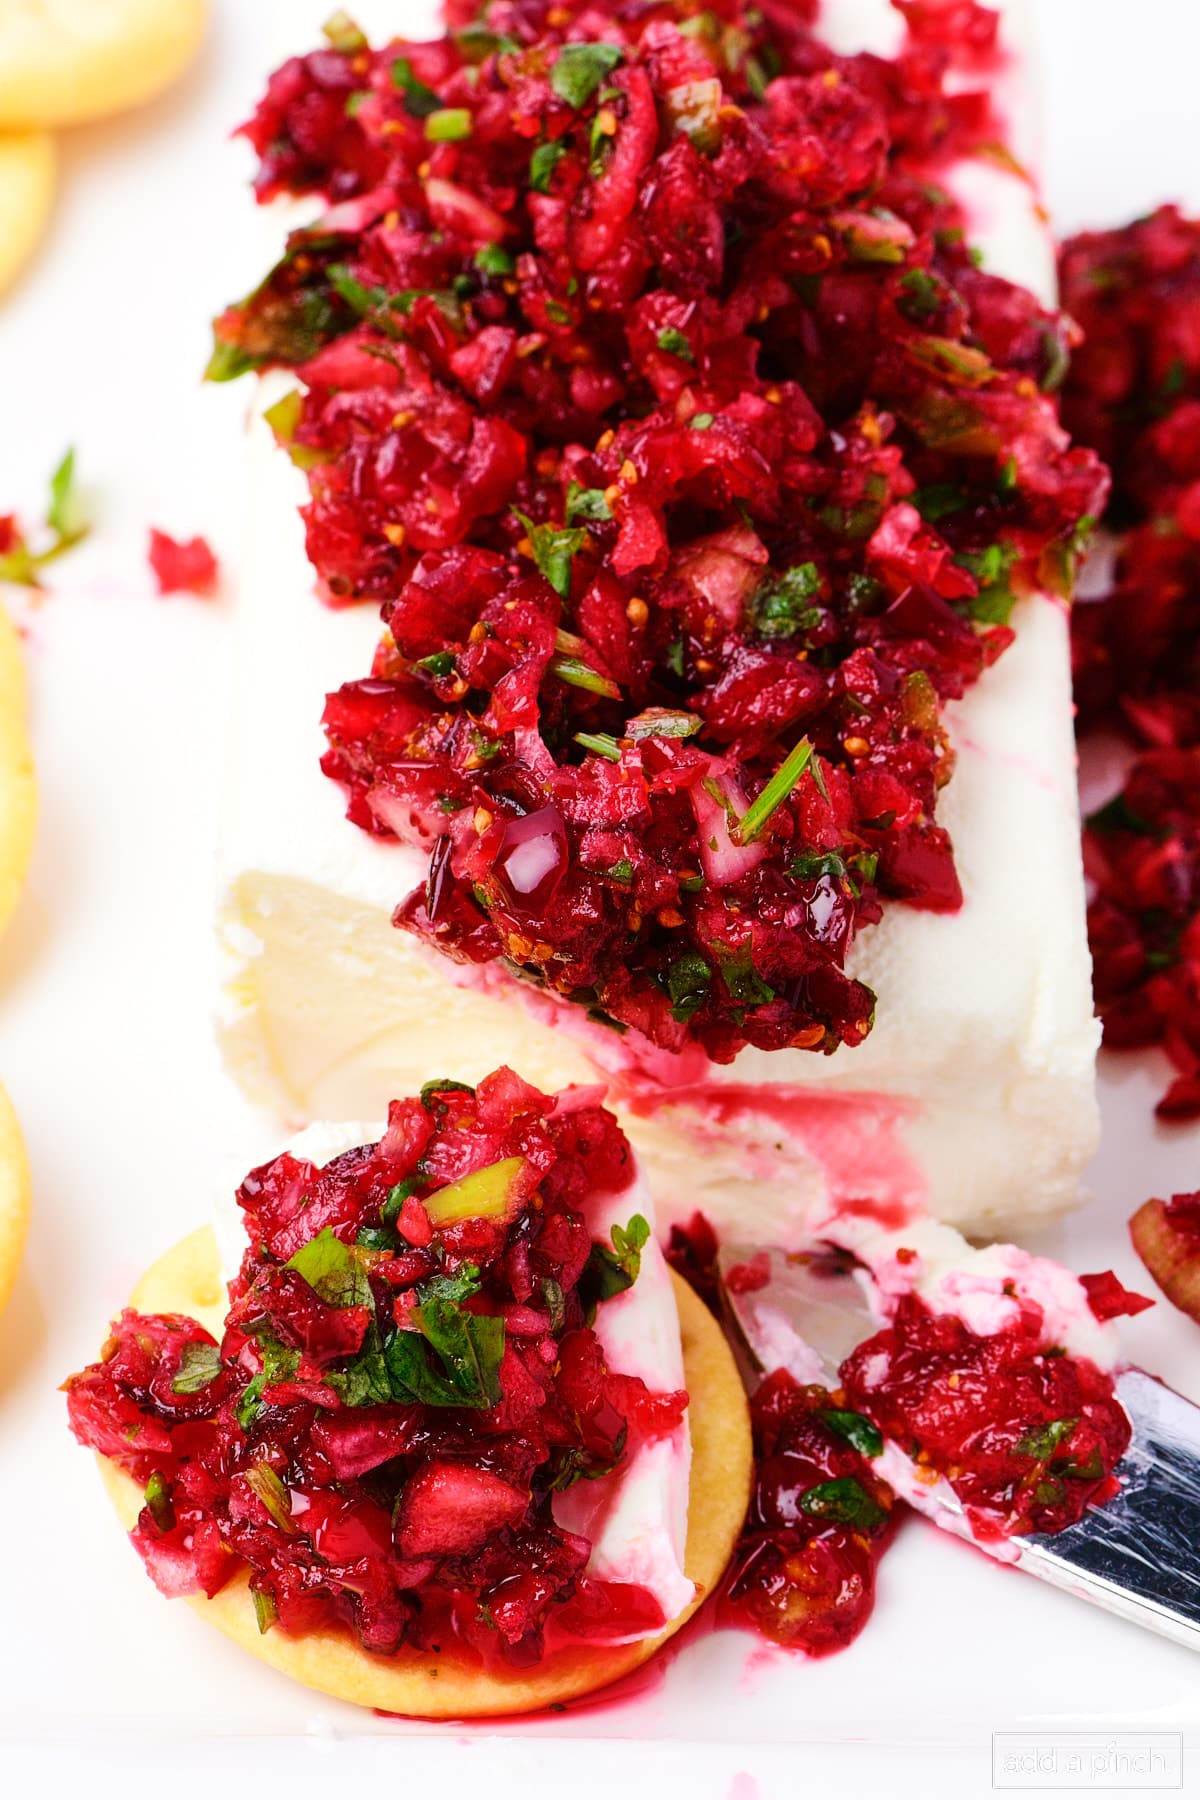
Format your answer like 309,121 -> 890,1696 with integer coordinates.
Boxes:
954,540 -> 1020,625
565,482 -> 612,523
819,1408 -> 884,1459
550,42 -> 623,109
513,509 -> 588,597
285,1228 -> 372,1310
530,140 -> 567,194
751,563 -> 820,639
667,951 -> 712,1022
656,326 -> 695,362
391,56 -> 442,116
476,242 -> 515,276
798,1476 -> 887,1530
1015,1416 -> 1078,1460
171,1341 -> 223,1395
581,1214 -> 651,1308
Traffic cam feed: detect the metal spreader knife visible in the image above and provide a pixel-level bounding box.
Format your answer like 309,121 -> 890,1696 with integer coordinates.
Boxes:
718,1246 -> 1200,1653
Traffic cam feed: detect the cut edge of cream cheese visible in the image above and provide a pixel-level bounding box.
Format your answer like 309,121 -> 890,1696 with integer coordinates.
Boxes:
216,0 -> 1099,1243
211,1119 -> 693,1637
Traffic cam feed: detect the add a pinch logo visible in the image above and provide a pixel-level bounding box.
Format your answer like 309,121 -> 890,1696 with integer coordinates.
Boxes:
992,1732 -> 1184,1790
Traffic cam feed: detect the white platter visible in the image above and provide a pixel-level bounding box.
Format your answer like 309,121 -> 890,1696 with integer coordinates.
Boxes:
0,2 -> 1197,1793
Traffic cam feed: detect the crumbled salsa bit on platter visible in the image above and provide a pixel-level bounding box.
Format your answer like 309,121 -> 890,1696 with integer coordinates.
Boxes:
147,528 -> 221,598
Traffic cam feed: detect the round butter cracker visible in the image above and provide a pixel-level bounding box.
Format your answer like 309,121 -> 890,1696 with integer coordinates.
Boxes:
0,1081 -> 31,1318
0,602 -> 35,935
0,128 -> 55,295
98,1227 -> 752,1718
0,1 -> 208,130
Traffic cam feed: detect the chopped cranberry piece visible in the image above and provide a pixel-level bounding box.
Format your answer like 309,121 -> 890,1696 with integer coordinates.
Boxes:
148,528 -> 219,597
1078,1269 -> 1154,1323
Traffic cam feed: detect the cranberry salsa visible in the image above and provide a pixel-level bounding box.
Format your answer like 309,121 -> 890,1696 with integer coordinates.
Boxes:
211,0 -> 1106,1063
666,1217 -> 1134,1655
67,1071 -> 689,1667
1060,207 -> 1200,1122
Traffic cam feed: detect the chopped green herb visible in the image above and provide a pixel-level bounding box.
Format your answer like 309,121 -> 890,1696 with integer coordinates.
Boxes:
911,482 -> 967,522
285,1228 -> 372,1311
455,23 -> 521,61
425,107 -> 473,142
547,1429 -> 627,1491
235,1373 -> 267,1432
420,1076 -> 476,1110
171,1340 -> 224,1396
897,267 -> 943,320
326,1330 -> 393,1407
550,41 -> 623,109
144,1470 -> 174,1532
565,482 -> 612,523
402,1281 -> 505,1407
550,651 -> 621,700
323,10 -> 367,53
530,140 -> 567,193
716,946 -> 775,1006
689,411 -> 715,431
735,738 -> 813,844
391,56 -> 442,116
1015,1416 -> 1078,1460
246,1463 -> 297,1532
955,540 -> 1020,625
606,858 -> 635,884
581,1214 -> 651,1308
415,650 -> 456,679
1039,324 -> 1071,394
475,242 -> 515,276
819,1408 -> 884,1459
666,951 -> 712,1022
575,731 -> 622,762
252,1587 -> 277,1635
657,326 -> 695,362
382,1178 -> 419,1225
798,1476 -> 886,1530
625,708 -> 701,741
513,511 -> 588,598
751,562 -> 821,639
328,265 -> 460,329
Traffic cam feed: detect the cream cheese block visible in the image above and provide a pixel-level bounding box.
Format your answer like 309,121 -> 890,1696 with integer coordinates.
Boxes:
213,1120 -> 693,1638
217,0 -> 1099,1241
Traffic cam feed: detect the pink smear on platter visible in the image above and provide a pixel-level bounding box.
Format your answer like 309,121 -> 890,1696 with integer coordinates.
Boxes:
623,1082 -> 925,1232
727,1775 -> 759,1800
